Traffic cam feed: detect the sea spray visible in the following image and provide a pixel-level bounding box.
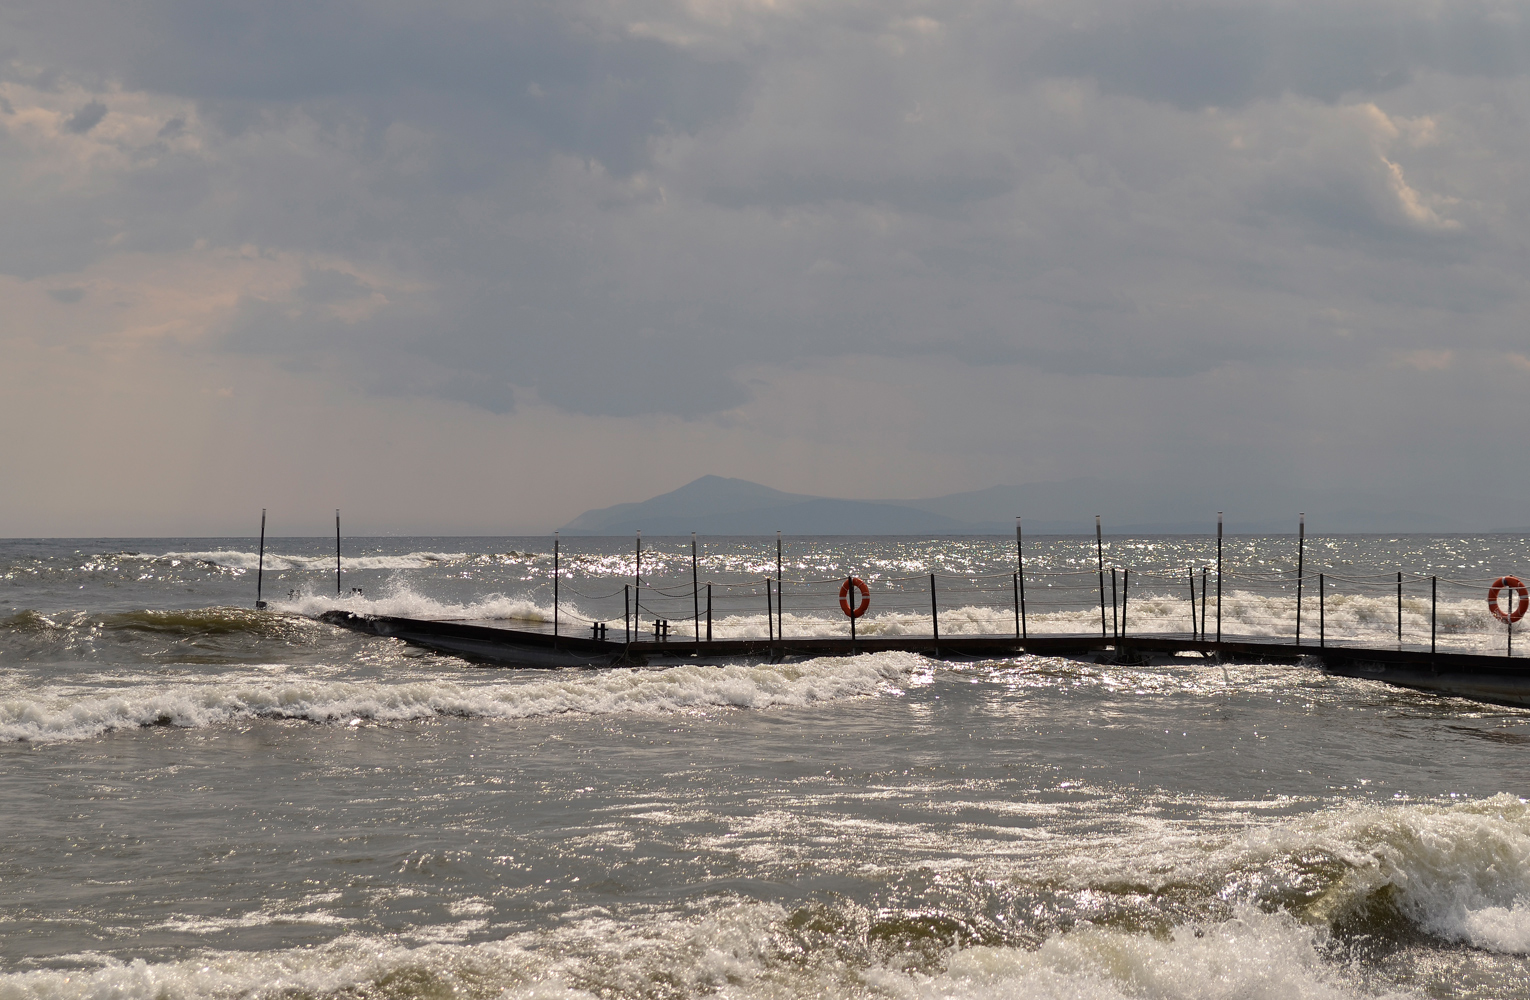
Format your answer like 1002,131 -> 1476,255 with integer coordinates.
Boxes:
125,550 -> 473,572
1252,794 -> 1530,953
0,652 -> 920,743
11,534 -> 1530,1000
0,901 -> 1387,1000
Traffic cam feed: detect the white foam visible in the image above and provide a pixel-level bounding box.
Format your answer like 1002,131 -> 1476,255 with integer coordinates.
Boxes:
0,652 -> 919,743
274,588 -> 553,623
282,585 -> 1498,652
0,901 -> 1389,1000
97,552 -> 1530,651
127,550 -> 470,572
1025,792 -> 1530,957
0,934 -> 540,1000
1248,793 -> 1530,954
897,907 -> 1357,1000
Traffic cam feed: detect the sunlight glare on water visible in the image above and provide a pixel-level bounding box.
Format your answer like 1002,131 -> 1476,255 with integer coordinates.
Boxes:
4,534 -> 1530,999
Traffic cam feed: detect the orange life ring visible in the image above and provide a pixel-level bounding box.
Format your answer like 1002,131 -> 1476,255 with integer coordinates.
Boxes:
839,577 -> 870,618
1489,576 -> 1529,623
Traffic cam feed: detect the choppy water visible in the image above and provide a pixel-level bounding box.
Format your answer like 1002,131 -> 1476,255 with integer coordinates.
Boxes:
5,534 -> 1530,999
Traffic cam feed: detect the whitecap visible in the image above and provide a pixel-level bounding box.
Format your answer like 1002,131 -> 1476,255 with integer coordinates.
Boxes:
0,652 -> 920,743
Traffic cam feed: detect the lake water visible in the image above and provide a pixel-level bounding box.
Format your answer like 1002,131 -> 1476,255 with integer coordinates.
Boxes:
5,534 -> 1530,999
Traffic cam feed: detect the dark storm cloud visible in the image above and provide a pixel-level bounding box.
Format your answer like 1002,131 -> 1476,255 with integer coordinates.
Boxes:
4,0 -> 1530,422
7,0 -> 746,175
62,99 -> 107,132
1035,2 -> 1530,109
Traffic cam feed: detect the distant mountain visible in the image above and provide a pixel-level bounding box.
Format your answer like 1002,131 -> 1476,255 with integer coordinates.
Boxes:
560,476 -> 979,535
560,476 -> 1465,536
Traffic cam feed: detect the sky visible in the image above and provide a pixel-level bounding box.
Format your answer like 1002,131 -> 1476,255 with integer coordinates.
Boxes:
2,0 -> 1529,535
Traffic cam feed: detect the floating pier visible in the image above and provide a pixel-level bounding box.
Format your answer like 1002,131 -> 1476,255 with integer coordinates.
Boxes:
317,611 -> 1530,708
292,511 -> 1530,707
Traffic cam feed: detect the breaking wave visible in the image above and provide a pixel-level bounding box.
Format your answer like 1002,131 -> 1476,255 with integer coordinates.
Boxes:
0,606 -> 297,637
1256,793 -> 1530,954
125,550 -> 472,572
1031,792 -> 1530,958
272,589 -> 554,623
0,652 -> 918,743
0,900 -> 1388,1000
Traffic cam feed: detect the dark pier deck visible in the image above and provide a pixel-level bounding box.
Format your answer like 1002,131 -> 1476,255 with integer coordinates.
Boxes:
318,611 -> 1530,708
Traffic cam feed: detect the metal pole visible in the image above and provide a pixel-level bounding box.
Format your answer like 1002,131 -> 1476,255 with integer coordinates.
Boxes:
1113,568 -> 1126,639
256,509 -> 267,609
1096,516 -> 1107,638
624,584 -> 630,646
1122,569 -> 1130,638
1319,573 -> 1325,648
1397,570 -> 1403,647
1431,576 -> 1437,654
1507,580 -> 1515,656
1295,513 -> 1304,646
1216,512 -> 1223,643
1016,517 -> 1027,640
776,531 -> 783,639
335,509 -> 341,597
930,573 -> 939,648
1187,567 -> 1196,639
553,531 -> 560,643
692,533 -> 700,643
706,583 -> 712,642
1012,572 -> 1020,640
848,575 -> 857,646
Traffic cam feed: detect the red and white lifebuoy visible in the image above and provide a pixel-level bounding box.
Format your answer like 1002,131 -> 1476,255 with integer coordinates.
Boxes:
839,577 -> 870,619
1489,576 -> 1529,623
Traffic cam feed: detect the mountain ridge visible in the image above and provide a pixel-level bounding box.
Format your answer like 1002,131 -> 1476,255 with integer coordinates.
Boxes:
560,476 -> 1460,535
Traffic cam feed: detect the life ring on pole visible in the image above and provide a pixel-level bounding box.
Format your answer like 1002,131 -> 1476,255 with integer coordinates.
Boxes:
839,577 -> 870,618
1489,576 -> 1529,623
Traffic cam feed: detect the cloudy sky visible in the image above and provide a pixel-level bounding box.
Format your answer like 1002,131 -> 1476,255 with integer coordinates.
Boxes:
2,0 -> 1529,534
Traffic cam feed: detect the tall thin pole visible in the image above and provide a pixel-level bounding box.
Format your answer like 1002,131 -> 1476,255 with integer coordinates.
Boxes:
1295,513 -> 1305,646
1319,573 -> 1325,648
1016,517 -> 1027,639
930,573 -> 939,649
848,575 -> 857,647
1431,576 -> 1437,654
1096,516 -> 1107,638
1122,569 -> 1130,637
553,531 -> 560,643
1397,571 -> 1403,647
256,509 -> 267,609
776,530 -> 783,639
1013,572 -> 1021,640
1110,568 -> 1119,639
692,533 -> 700,643
706,583 -> 713,642
1187,567 -> 1196,639
335,509 -> 341,597
1215,512 -> 1223,643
